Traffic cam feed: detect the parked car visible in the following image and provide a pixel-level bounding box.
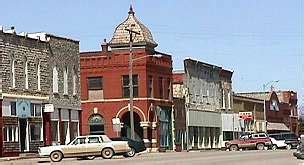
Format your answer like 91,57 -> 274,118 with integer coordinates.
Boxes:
111,137 -> 146,157
225,133 -> 272,151
269,132 -> 299,150
293,136 -> 304,159
38,135 -> 131,162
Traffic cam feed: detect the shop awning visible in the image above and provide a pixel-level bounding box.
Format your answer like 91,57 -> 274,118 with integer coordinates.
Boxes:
267,122 -> 290,131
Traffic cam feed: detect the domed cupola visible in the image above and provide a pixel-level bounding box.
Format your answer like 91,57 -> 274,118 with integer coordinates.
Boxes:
109,5 -> 158,50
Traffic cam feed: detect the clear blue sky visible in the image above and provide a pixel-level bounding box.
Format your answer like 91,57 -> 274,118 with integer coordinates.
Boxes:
1,0 -> 303,105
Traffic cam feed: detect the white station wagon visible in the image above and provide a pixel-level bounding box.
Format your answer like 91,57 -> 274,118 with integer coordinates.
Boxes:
38,135 -> 131,162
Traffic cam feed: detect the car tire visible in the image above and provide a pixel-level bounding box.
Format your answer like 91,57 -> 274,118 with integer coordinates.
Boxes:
101,148 -> 114,159
286,144 -> 292,150
257,143 -> 265,150
271,145 -> 278,150
229,145 -> 238,151
50,151 -> 63,162
124,147 -> 136,157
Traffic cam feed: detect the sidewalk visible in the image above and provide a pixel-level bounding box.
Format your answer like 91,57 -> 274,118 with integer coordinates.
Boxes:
0,153 -> 39,162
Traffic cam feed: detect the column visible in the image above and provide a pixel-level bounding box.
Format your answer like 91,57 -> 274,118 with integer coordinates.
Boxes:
151,122 -> 158,152
140,121 -> 151,150
43,112 -> 52,146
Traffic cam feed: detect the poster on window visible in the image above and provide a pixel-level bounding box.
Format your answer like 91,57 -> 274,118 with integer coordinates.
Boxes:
16,100 -> 31,118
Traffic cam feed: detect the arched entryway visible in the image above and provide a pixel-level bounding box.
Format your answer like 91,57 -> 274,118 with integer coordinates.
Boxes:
121,112 -> 143,141
89,115 -> 105,135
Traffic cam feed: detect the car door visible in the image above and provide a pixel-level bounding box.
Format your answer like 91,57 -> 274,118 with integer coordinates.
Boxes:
86,136 -> 103,156
62,137 -> 87,157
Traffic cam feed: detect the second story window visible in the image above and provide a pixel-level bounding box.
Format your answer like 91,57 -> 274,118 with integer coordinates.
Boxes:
167,78 -> 172,100
37,60 -> 41,91
11,58 -> 16,88
64,66 -> 68,95
123,75 -> 138,98
88,77 -> 103,100
148,76 -> 153,98
73,67 -> 77,95
53,66 -> 58,93
159,77 -> 163,99
24,57 -> 28,89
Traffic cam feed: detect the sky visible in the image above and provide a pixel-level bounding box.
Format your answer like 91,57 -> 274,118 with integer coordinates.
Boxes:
0,0 -> 303,105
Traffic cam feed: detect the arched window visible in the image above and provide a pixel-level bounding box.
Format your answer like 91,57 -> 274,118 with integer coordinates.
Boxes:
53,66 -> 58,93
89,115 -> 105,135
37,60 -> 41,90
72,66 -> 77,95
64,66 -> 68,95
11,58 -> 16,88
24,57 -> 28,89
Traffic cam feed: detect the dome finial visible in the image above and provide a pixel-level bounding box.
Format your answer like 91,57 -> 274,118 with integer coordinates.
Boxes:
128,4 -> 135,15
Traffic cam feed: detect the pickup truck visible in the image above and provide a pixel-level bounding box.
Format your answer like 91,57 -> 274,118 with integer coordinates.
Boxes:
225,133 -> 272,151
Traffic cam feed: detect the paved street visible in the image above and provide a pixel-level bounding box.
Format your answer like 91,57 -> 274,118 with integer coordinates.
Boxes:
2,150 -> 304,165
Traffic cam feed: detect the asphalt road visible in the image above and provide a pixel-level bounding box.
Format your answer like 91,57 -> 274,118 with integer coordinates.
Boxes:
2,150 -> 304,165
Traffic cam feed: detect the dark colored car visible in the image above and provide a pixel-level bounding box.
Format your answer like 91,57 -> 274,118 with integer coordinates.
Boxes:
293,137 -> 304,159
111,137 -> 146,157
269,132 -> 299,149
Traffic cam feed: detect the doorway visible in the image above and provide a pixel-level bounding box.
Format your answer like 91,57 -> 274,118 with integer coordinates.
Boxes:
19,118 -> 27,152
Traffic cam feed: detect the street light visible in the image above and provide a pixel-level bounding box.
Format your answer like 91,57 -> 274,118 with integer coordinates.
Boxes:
263,80 -> 279,133
125,26 -> 162,140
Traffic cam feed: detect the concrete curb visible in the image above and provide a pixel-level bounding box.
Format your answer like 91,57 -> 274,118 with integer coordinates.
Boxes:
0,156 -> 39,162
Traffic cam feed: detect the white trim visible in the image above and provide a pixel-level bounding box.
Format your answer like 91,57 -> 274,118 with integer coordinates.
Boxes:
2,93 -> 48,100
82,97 -> 172,103
115,105 -> 146,122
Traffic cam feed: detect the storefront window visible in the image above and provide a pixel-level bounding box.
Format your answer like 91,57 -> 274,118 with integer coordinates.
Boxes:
223,131 -> 233,141
62,121 -> 70,144
3,126 -> 18,142
51,121 -> 59,143
30,123 -> 42,141
70,122 -> 79,141
89,115 -> 105,135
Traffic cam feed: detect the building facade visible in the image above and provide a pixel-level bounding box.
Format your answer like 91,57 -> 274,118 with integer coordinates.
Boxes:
80,7 -> 173,152
237,91 -> 298,135
173,59 -> 236,150
0,27 -> 81,156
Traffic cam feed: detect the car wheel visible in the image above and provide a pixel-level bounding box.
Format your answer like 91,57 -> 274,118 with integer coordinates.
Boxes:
50,151 -> 63,162
101,148 -> 114,159
229,145 -> 238,151
125,147 -> 136,157
286,144 -> 292,150
257,143 -> 265,150
271,145 -> 278,150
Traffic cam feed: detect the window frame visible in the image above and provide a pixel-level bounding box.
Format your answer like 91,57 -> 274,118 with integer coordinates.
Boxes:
122,75 -> 138,98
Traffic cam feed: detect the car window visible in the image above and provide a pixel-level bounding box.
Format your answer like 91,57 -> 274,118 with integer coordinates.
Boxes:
88,137 -> 101,143
72,138 -> 86,145
259,134 -> 266,138
252,134 -> 259,138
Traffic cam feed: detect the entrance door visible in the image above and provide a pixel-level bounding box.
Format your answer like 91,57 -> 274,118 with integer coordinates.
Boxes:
19,119 -> 27,152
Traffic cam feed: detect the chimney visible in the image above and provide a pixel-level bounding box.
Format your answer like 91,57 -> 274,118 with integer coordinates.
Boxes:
0,25 -> 3,32
101,39 -> 108,52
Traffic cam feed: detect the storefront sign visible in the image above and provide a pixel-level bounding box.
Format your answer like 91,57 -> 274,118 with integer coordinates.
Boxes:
112,118 -> 121,132
16,100 -> 31,118
239,112 -> 253,121
44,104 -> 54,112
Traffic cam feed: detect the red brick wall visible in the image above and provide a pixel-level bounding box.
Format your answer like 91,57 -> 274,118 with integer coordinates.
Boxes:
80,48 -> 173,140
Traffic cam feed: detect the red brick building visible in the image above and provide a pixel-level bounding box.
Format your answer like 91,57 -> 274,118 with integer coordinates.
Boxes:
80,6 -> 173,152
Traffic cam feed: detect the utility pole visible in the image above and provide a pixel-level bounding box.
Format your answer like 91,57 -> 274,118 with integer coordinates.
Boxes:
126,25 -> 140,140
